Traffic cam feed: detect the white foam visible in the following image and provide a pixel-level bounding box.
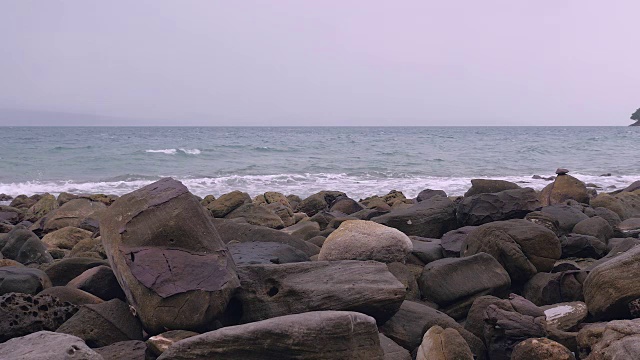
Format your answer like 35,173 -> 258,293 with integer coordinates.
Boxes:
145,149 -> 177,155
0,173 -> 637,200
179,148 -> 201,155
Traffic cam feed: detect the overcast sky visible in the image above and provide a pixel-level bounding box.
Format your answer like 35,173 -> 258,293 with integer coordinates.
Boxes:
0,1 -> 638,126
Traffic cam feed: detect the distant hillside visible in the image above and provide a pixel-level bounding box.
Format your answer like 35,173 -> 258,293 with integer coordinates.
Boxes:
0,109 -> 167,126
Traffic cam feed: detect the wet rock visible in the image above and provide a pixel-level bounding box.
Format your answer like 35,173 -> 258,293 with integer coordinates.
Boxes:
594,207 -> 622,228
540,204 -> 590,235
281,220 -> 321,240
228,241 -> 308,265
44,257 -> 109,286
41,226 -> 93,250
557,168 -> 570,175
577,319 -> 640,359
235,260 -> 406,324
590,192 -> 640,220
540,174 -> 590,206
0,331 -> 103,360
583,245 -> 640,320
415,189 -> 447,202
456,188 -> 540,226
0,293 -> 78,342
100,178 -> 240,334
511,338 -> 575,360
418,253 -> 510,318
67,265 -> 126,301
57,298 -> 143,347
409,237 -> 444,264
522,270 -> 586,306
462,219 -> 561,284
68,237 -> 107,259
329,197 -> 364,214
318,220 -> 412,263
464,179 -> 520,197
0,193 -> 12,201
157,311 -> 384,360
616,217 -> 640,237
0,266 -> 52,295
264,202 -> 295,227
1,225 -> 53,265
525,211 -> 562,235
147,330 -> 199,356
0,205 -> 24,224
387,262 -> 420,301
372,196 -> 457,238
24,193 -> 58,222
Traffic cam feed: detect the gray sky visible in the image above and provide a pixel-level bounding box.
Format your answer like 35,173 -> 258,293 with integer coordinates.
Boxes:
0,1 -> 638,126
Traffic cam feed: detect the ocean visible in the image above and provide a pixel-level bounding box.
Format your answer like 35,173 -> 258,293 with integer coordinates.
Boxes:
0,126 -> 638,201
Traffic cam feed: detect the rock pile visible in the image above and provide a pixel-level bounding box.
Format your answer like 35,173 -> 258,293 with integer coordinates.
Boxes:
1,175 -> 640,359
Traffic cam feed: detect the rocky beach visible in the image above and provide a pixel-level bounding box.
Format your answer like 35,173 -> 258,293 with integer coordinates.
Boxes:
0,172 -> 639,359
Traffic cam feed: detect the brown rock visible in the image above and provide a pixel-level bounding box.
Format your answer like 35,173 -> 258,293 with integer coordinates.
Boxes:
511,338 -> 575,360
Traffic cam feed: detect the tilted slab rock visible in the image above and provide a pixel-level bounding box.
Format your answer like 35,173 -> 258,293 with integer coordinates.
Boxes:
0,331 -> 103,360
157,311 -> 384,360
234,260 -> 406,324
456,188 -> 540,226
372,196 -> 457,238
100,178 -> 240,334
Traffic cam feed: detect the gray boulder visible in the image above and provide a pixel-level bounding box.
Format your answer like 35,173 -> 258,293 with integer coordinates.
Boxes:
560,234 -> 608,259
228,241 -> 309,265
39,198 -> 106,234
440,226 -> 476,257
540,204 -> 590,234
0,266 -> 51,295
416,325 -> 474,360
100,178 -> 240,334
464,179 -> 520,197
295,191 -> 346,216
225,203 -> 285,229
0,331 -> 103,360
372,196 -> 457,238
157,311 -> 384,360
1,225 -> 53,265
573,216 -> 614,242
577,319 -> 640,360
456,188 -> 540,226
234,260 -> 406,324
206,190 -> 251,218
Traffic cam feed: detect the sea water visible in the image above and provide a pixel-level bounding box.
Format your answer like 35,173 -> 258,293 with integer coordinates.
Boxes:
0,126 -> 638,200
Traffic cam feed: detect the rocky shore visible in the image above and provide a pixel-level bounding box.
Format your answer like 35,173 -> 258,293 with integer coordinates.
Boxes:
1,172 -> 640,359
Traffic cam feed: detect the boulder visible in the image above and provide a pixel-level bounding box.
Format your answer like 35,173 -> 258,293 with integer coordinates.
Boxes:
318,220 -> 412,263
482,295 -> 547,360
0,266 -> 51,295
57,192 -> 79,206
234,260 -> 406,324
56,298 -> 144,347
416,325 -> 474,360
616,217 -> 640,238
0,331 -> 103,360
462,219 -> 561,284
456,188 -> 540,226
157,311 -> 384,360
264,202 -> 295,227
379,301 -> 486,358
409,237 -> 444,264
329,197 -> 364,215
379,333 -> 411,360
295,191 -> 346,216
542,301 -> 588,331
561,234 -> 608,259
464,179 -> 520,197
372,196 -> 457,238
95,340 -> 151,360
40,198 -> 106,234
39,286 -> 104,305
9,195 -> 38,209
540,204 -> 590,234
0,205 -> 23,224
24,193 -> 58,222
511,338 -> 575,360
100,178 -> 240,334
147,330 -> 199,356
228,241 -> 309,265
418,253 -> 510,318
41,226 -> 93,250
0,292 -> 78,342
583,245 -> 640,320
415,189 -> 447,202
525,211 -> 562,235
43,257 -> 109,286
1,225 -> 53,265
594,207 -> 622,228
68,237 -> 106,259
573,216 -> 614,242
577,319 -> 640,360
213,218 -> 319,256
387,262 -> 420,301
622,180 -> 640,192
440,226 -> 476,257
206,190 -> 251,218
281,220 -> 321,240
522,270 -> 586,306
590,192 -> 640,220
67,265 -> 126,301
225,203 -> 285,229
540,174 -> 590,206
254,191 -> 291,207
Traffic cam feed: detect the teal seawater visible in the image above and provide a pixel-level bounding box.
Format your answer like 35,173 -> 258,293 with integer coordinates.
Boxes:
0,126 -> 638,199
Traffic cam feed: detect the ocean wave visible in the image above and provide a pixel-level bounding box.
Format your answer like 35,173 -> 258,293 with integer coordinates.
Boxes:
145,148 -> 201,155
52,145 -> 93,151
0,173 -> 637,201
